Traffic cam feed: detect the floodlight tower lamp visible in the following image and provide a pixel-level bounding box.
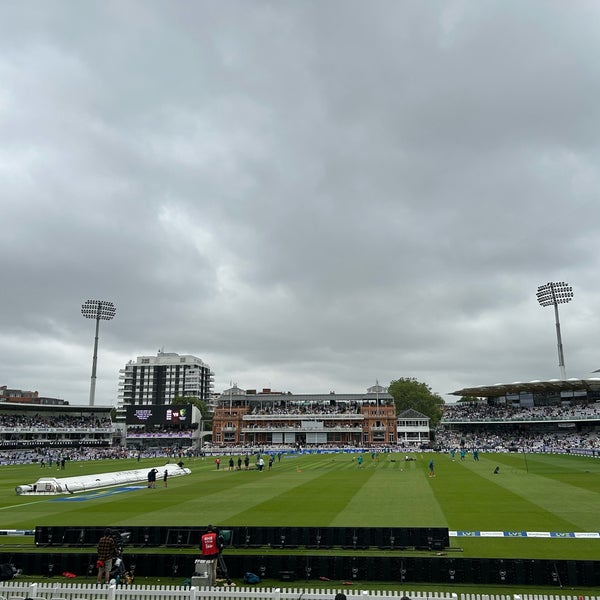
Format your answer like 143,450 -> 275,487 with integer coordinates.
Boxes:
81,299 -> 116,406
536,282 -> 573,380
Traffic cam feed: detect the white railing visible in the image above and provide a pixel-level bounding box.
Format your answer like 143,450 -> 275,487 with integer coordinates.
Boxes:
0,582 -> 596,600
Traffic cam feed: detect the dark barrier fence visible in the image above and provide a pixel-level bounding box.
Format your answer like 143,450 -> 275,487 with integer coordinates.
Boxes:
34,526 -> 450,551
2,552 -> 600,587
26,526 -> 600,586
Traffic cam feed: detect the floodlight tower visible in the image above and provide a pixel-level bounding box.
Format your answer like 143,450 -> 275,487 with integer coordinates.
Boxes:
536,282 -> 573,380
81,300 -> 116,406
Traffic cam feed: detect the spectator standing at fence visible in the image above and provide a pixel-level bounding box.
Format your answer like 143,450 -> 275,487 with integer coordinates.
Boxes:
96,528 -> 116,584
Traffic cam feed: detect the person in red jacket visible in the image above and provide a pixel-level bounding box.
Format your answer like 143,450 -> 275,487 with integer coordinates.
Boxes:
200,525 -> 230,584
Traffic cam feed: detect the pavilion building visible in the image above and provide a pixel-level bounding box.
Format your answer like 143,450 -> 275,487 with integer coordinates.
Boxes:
212,384 -> 398,447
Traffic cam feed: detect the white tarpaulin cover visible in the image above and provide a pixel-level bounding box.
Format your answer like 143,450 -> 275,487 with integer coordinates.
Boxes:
15,463 -> 191,495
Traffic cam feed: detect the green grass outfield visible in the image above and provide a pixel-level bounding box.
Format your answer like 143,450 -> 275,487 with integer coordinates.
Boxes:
1,450 -> 599,560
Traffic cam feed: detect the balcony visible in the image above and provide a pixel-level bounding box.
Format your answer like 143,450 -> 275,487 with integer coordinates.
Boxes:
244,413 -> 362,422
241,425 -> 362,434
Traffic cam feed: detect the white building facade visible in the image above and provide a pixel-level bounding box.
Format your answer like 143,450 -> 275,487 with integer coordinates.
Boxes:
396,408 -> 431,446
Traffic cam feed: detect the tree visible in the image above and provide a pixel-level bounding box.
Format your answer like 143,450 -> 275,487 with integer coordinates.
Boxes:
388,377 -> 444,425
172,396 -> 209,418
172,396 -> 211,431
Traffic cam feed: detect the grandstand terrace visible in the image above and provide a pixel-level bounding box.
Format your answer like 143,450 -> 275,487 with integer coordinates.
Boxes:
0,396 -> 116,449
436,378 -> 600,455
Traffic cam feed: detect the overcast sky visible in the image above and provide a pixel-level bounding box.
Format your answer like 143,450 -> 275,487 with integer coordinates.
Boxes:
2,1 -> 600,406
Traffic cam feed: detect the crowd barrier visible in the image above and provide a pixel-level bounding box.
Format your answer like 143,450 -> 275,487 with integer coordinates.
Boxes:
33,526 -> 450,552
8,526 -> 595,586
2,551 -> 600,587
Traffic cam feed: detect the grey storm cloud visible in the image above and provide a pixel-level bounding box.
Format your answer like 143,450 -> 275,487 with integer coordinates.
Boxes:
1,0 -> 600,404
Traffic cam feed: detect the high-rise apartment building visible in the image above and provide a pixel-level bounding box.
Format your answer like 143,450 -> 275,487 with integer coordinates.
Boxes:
118,351 -> 214,407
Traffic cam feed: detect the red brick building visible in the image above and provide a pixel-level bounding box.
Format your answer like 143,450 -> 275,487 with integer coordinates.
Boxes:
212,384 -> 397,447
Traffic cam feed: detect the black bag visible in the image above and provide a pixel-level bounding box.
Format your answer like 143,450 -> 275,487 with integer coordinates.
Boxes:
0,564 -> 16,581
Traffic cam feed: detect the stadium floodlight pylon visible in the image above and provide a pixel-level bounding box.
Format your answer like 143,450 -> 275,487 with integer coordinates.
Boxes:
536,282 -> 573,380
81,300 -> 116,406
